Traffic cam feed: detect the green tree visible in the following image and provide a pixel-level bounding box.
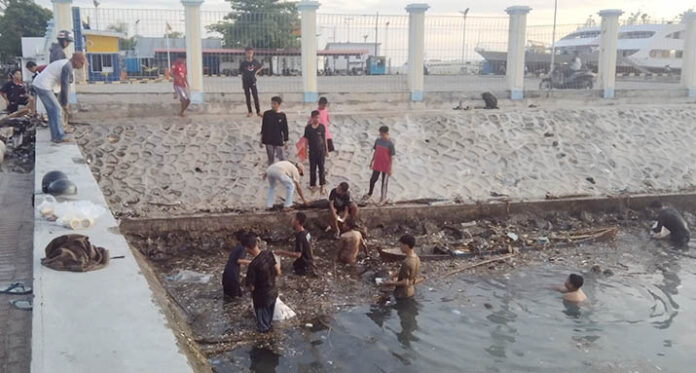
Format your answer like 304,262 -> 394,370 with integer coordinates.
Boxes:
106,22 -> 136,51
208,0 -> 300,49
0,0 -> 52,60
164,31 -> 183,39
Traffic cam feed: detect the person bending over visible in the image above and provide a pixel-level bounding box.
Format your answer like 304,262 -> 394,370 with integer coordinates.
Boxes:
650,202 -> 690,246
222,230 -> 251,298
328,182 -> 358,239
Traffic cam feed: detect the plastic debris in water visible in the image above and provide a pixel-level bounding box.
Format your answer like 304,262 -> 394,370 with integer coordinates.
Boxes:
506,232 -> 519,242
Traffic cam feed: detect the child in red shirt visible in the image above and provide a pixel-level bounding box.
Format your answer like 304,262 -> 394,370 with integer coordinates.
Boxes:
365,126 -> 395,204
171,57 -> 190,117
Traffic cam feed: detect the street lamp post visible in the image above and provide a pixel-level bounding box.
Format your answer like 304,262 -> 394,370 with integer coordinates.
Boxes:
385,21 -> 390,73
344,17 -> 353,43
93,0 -> 100,30
460,8 -> 470,63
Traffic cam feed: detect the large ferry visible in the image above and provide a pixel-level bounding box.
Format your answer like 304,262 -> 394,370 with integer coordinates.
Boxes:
476,23 -> 686,74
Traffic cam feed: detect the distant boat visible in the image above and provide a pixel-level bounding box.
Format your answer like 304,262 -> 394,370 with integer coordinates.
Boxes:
476,23 -> 686,74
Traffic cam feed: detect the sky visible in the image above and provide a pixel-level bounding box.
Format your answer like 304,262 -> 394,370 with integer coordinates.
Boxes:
35,0 -> 695,25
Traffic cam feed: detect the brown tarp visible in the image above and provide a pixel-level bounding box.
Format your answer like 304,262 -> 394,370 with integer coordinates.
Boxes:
41,234 -> 109,272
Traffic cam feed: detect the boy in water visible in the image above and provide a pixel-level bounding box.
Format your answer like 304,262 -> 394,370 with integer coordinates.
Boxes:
240,47 -> 263,118
244,233 -> 281,333
317,97 -> 335,153
328,182 -> 359,239
222,230 -> 251,298
650,202 -> 690,246
365,126 -> 395,204
553,273 -> 587,303
304,110 -> 329,194
382,234 -> 422,299
274,212 -> 318,277
337,217 -> 367,265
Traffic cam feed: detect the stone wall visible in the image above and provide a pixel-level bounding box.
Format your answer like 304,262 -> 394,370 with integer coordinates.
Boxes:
73,104 -> 696,218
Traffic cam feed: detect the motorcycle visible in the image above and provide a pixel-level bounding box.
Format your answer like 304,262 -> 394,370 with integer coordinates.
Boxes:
539,67 -> 595,90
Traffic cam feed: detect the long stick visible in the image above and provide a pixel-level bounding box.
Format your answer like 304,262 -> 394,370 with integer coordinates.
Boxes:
444,254 -> 515,277
549,0 -> 559,75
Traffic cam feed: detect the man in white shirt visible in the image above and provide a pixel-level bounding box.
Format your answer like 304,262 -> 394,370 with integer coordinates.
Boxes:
33,52 -> 86,143
265,161 -> 309,210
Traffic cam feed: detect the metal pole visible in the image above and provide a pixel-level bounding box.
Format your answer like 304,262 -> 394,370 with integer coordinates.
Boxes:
549,0 -> 558,75
460,9 -> 469,63
166,33 -> 171,72
385,21 -> 390,73
375,12 -> 379,55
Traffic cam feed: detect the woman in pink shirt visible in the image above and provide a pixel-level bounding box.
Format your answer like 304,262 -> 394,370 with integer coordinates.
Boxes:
318,97 -> 334,153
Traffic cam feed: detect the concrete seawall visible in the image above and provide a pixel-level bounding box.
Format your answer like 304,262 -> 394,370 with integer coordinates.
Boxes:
73,103 -> 696,218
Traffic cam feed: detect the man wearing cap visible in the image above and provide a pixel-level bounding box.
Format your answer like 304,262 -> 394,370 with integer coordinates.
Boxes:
50,30 -> 74,63
33,53 -> 86,143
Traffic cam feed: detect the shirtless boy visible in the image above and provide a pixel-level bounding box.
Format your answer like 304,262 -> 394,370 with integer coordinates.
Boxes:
553,273 -> 587,303
337,217 -> 367,264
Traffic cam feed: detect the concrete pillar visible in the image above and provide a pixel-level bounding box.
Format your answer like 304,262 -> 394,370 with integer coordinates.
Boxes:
505,6 -> 531,100
182,0 -> 205,104
51,0 -> 74,57
406,4 -> 429,101
681,11 -> 696,97
597,9 -> 623,99
297,1 -> 320,103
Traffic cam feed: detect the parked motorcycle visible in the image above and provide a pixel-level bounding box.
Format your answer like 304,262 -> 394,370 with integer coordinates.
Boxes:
539,68 -> 595,90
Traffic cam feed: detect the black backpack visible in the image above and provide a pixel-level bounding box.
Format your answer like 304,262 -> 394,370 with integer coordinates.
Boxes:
481,92 -> 498,109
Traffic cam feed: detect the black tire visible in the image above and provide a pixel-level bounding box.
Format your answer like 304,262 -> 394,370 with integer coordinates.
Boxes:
583,79 -> 593,90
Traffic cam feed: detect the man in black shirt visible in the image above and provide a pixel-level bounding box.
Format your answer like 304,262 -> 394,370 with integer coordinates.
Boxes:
328,182 -> 359,239
1,69 -> 33,114
260,96 -> 289,165
304,110 -> 329,194
275,212 -> 317,277
222,230 -> 251,298
240,46 -> 263,118
244,233 -> 281,333
650,202 -> 690,246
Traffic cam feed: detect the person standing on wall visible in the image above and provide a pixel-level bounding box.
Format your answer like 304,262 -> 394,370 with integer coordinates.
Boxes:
240,47 -> 263,118
33,53 -> 86,143
261,96 -> 289,165
171,56 -> 191,117
304,110 -> 329,195
50,30 -> 73,63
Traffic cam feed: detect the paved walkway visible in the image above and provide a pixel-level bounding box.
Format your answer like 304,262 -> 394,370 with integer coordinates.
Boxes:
31,131 -> 192,372
0,172 -> 34,373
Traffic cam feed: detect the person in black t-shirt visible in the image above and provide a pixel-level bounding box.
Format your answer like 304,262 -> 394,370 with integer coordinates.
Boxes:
275,212 -> 318,277
244,233 -> 280,333
650,202 -> 690,246
261,96 -> 289,165
304,110 -> 329,194
1,69 -> 33,114
222,230 -> 251,298
240,47 -> 263,118
328,182 -> 359,239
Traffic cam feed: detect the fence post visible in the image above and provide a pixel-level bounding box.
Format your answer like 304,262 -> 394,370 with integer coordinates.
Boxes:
597,9 -> 622,99
681,11 -> 696,97
297,1 -> 320,103
51,0 -> 74,57
406,3 -> 429,102
182,0 -> 205,104
505,6 -> 531,100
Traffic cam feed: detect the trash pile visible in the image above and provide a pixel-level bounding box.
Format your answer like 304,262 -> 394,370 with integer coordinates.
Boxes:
0,114 -> 38,173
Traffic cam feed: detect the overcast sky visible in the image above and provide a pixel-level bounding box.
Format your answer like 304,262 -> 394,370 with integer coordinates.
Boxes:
36,0 -> 695,25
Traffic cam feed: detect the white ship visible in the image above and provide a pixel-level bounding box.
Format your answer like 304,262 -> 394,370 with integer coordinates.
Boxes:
477,22 -> 687,73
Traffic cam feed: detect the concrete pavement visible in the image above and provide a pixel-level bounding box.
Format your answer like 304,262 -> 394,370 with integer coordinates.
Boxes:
31,130 -> 193,373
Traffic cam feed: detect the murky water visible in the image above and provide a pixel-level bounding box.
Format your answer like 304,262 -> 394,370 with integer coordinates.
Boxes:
210,233 -> 696,373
